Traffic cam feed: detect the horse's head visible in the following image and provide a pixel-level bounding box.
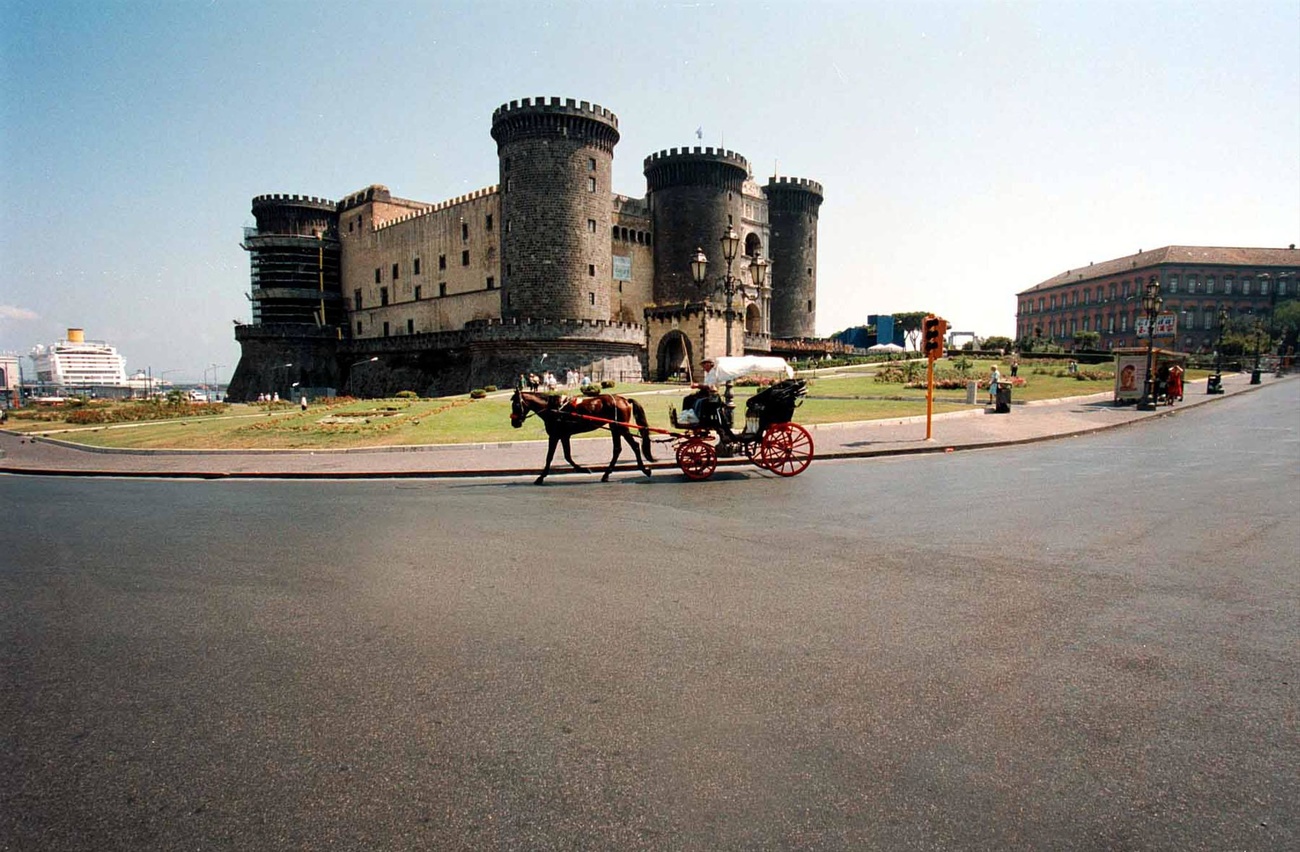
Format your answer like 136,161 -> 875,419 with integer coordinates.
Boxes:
509,387 -> 527,428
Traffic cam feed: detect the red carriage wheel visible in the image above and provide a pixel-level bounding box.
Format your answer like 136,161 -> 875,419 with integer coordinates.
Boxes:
759,423 -> 814,477
676,438 -> 717,481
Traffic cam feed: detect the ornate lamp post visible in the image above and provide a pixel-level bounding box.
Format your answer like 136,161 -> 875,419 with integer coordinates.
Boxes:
1208,305 -> 1227,394
1137,276 -> 1162,410
690,227 -> 768,407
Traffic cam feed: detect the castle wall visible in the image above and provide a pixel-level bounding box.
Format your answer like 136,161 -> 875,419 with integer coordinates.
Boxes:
765,177 -> 823,339
339,188 -> 502,339
612,195 -> 654,325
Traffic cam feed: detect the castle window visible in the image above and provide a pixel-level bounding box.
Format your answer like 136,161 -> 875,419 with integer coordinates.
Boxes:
392,263 -> 399,280
414,285 -> 422,301
357,320 -> 363,334
588,219 -> 596,233
507,178 -> 513,192
414,258 -> 421,275
380,287 -> 389,307
588,177 -> 596,193
806,267 -> 812,277
439,254 -> 447,270
374,268 -> 381,284
503,158 -> 511,172
507,219 -> 512,233
354,290 -> 362,310
461,222 -> 469,241
485,214 -> 493,232
461,250 -> 469,266
486,276 -> 495,290
588,157 -> 596,171
807,299 -> 813,312
383,322 -> 390,337
348,220 -> 353,232
612,225 -> 618,238
407,319 -> 414,335
439,282 -> 447,297
588,264 -> 596,277
590,292 -> 595,305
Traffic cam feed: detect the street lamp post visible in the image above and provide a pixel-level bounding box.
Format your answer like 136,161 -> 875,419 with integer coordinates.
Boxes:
1208,305 -> 1227,394
690,227 -> 768,407
1250,319 -> 1263,385
348,356 -> 379,397
274,363 -> 294,401
1137,276 -> 1162,410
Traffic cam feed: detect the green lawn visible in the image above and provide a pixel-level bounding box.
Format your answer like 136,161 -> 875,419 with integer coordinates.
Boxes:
9,357 -> 1197,450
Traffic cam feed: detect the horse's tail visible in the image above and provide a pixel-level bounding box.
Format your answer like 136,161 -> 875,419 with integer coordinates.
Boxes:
629,397 -> 655,461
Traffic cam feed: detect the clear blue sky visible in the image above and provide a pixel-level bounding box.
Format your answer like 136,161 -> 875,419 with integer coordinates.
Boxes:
2,0 -> 1297,382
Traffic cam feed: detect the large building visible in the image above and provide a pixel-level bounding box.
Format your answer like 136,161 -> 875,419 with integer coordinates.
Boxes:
227,97 -> 824,400
1016,246 -> 1299,353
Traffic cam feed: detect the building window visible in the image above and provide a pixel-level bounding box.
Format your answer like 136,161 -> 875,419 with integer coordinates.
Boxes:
1241,278 -> 1251,295
354,290 -> 362,310
1108,284 -> 1116,300
503,158 -> 511,172
1224,277 -> 1234,295
383,322 -> 389,337
414,257 -> 421,275
486,276 -> 495,290
1259,277 -> 1270,295
357,320 -> 363,334
1279,278 -> 1290,296
461,222 -> 469,241
439,254 -> 446,270
374,268 -> 381,284
461,250 -> 469,266
588,264 -> 595,277
485,214 -> 493,232
1205,276 -> 1215,294
611,225 -> 618,238
414,285 -> 422,301
439,282 -> 447,297
380,287 -> 389,306
1083,290 -> 1090,305
506,219 -> 512,234
807,299 -> 813,312
392,263 -> 399,280
1050,295 -> 1057,310
1168,276 -> 1178,293
588,177 -> 596,193
588,219 -> 597,233
1121,315 -> 1128,332
588,157 -> 596,171
407,318 -> 414,334
589,292 -> 595,305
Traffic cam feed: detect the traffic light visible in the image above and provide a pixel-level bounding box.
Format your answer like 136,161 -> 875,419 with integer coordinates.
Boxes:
923,315 -> 946,360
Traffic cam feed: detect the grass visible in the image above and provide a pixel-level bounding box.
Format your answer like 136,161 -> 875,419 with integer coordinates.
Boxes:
9,357 -> 1203,450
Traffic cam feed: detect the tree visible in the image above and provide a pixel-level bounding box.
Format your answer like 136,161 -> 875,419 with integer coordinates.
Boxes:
982,335 -> 1014,352
1272,299 -> 1300,355
1072,330 -> 1100,350
892,311 -> 930,351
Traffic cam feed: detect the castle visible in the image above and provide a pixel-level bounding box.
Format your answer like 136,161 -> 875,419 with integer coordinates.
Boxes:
227,97 -> 825,400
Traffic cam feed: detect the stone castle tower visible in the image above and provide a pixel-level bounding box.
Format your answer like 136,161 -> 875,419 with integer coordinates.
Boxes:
228,96 -> 824,400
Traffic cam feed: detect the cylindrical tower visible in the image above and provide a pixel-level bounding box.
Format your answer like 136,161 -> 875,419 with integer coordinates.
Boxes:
245,194 -> 343,326
491,97 -> 620,321
764,177 -> 824,339
644,147 -> 751,305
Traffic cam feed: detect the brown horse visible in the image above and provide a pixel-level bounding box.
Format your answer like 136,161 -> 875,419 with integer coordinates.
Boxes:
510,388 -> 655,484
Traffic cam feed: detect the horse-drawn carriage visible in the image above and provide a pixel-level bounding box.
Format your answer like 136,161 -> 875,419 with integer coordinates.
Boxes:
668,356 -> 812,480
509,356 -> 813,483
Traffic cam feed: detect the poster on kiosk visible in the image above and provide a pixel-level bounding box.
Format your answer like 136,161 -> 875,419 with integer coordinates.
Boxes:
1115,355 -> 1147,402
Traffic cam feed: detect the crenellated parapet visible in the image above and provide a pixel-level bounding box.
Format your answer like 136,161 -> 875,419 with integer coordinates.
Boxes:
463,316 -> 644,344
643,147 -> 751,192
252,193 -> 337,211
337,185 -> 392,212
763,176 -> 825,214
491,97 -> 620,153
372,185 -> 499,231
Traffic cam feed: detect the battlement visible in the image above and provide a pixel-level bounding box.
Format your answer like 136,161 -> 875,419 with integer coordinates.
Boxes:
373,185 -> 500,231
765,176 -> 825,199
252,193 -> 337,210
644,146 -> 750,172
491,96 -> 619,130
337,185 -> 392,212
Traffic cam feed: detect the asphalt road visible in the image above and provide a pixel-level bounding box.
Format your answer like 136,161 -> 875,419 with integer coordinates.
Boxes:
2,380 -> 1297,851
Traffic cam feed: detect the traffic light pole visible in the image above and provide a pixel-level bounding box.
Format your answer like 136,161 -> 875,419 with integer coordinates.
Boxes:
925,357 -> 935,440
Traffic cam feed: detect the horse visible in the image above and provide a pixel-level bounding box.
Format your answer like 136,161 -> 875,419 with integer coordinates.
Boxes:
510,388 -> 655,484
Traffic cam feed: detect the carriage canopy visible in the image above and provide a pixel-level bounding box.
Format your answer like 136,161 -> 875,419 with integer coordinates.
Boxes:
706,356 -> 795,382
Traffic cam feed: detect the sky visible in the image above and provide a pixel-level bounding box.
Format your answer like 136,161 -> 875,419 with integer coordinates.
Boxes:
1,0 -> 1297,383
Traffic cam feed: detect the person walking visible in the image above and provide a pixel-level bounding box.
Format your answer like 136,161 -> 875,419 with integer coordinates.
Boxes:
1166,363 -> 1184,404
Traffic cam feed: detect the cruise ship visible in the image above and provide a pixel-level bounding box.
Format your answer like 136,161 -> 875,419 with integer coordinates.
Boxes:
30,328 -> 128,389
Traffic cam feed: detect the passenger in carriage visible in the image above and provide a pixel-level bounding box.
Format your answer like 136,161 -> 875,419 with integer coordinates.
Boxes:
680,359 -> 720,425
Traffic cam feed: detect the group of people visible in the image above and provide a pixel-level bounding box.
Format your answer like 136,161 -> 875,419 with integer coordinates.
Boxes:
522,370 -> 590,393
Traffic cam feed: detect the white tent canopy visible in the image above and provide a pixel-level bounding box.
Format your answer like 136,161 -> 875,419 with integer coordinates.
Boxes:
704,356 -> 795,383
867,343 -> 905,352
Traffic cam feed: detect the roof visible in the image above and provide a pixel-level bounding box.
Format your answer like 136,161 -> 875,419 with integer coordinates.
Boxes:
1021,245 -> 1300,294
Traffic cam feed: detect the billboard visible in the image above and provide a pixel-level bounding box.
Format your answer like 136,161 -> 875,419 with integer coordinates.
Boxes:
1135,313 -> 1177,339
613,255 -> 632,281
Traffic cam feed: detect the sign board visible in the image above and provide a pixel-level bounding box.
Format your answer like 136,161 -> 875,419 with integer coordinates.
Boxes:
612,255 -> 632,281
1135,313 -> 1177,339
1114,355 -> 1147,401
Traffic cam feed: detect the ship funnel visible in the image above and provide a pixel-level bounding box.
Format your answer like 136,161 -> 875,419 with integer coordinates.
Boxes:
67,328 -> 85,343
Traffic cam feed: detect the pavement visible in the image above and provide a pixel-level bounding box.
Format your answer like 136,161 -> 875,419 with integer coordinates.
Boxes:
0,371 -> 1290,479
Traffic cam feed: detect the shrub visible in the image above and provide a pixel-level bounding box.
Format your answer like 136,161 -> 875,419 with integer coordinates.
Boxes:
469,389 -> 486,399
485,385 -> 497,392
395,390 -> 418,400
580,384 -> 601,396
600,380 -> 615,388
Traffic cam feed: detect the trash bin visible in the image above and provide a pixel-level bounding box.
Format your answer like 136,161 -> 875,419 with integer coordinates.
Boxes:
995,384 -> 1012,413
1206,375 -> 1223,394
